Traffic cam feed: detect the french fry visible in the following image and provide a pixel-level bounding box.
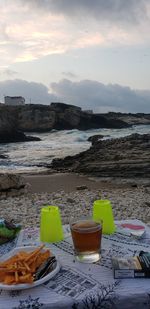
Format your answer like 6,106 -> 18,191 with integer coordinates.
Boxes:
18,274 -> 33,284
15,271 -> 19,283
0,271 -> 6,281
0,245 -> 51,285
23,262 -> 31,272
25,244 -> 45,262
4,274 -> 15,285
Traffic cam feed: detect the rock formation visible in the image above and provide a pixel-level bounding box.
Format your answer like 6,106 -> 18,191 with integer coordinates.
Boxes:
0,104 -> 41,143
0,102 -> 150,143
102,112 -> 150,125
51,133 -> 150,179
87,134 -> 104,145
15,102 -> 130,131
0,174 -> 29,198
0,130 -> 41,143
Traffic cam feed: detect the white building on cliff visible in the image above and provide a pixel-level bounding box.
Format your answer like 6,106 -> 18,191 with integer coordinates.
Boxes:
4,96 -> 25,106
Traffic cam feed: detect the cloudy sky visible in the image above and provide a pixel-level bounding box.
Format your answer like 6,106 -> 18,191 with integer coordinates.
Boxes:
0,0 -> 150,112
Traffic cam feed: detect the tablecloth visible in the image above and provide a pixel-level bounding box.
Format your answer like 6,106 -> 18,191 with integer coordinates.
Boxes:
0,219 -> 150,309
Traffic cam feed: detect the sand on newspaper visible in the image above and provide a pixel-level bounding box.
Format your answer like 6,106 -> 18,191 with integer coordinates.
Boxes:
0,172 -> 150,228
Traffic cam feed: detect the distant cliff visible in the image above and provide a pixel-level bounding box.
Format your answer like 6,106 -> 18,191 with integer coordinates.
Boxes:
0,102 -> 149,143
12,102 -> 130,132
0,104 -> 40,143
100,112 -> 150,125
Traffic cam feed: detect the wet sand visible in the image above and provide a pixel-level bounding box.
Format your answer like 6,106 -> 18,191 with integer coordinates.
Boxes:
23,172 -> 132,194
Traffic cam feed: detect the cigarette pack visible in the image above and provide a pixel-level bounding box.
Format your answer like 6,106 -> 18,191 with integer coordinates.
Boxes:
112,251 -> 150,279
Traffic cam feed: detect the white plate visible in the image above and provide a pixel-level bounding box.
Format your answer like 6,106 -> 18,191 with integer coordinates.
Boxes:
0,246 -> 60,290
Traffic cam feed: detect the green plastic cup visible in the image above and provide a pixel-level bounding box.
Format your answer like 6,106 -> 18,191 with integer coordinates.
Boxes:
40,206 -> 64,242
93,200 -> 116,234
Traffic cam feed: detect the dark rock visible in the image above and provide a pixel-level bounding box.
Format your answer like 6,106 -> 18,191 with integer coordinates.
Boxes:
66,197 -> 74,203
88,134 -> 104,145
51,133 -> 150,179
101,112 -> 150,125
51,102 -> 81,112
25,135 -> 41,142
0,104 -> 41,143
0,130 -> 41,143
0,174 -> 29,198
0,154 -> 8,159
145,202 -> 150,207
76,185 -> 88,190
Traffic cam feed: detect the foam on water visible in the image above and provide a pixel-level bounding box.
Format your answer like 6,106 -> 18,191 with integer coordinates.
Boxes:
0,125 -> 149,173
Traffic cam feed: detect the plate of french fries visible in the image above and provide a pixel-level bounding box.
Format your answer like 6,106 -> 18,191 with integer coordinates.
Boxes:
0,244 -> 60,290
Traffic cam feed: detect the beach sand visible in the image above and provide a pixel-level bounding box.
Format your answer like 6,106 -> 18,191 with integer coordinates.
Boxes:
23,172 -> 138,194
0,172 -> 149,228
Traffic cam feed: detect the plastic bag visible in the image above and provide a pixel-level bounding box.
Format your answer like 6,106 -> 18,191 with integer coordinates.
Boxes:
0,219 -> 21,245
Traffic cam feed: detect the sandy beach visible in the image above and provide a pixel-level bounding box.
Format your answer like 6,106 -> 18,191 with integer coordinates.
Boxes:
0,172 -> 149,229
23,173 -> 135,193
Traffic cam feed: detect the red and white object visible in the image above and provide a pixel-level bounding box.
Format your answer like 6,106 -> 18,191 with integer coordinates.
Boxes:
116,222 -> 145,238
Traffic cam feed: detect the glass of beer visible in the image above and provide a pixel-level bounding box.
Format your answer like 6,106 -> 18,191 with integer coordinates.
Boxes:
70,218 -> 102,263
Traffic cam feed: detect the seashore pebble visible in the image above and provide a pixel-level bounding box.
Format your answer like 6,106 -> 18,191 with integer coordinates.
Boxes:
0,185 -> 150,229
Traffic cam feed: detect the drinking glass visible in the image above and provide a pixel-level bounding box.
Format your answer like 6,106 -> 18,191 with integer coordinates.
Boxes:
70,218 -> 102,263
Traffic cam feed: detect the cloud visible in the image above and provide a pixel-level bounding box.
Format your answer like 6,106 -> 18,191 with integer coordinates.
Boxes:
0,0 -> 150,68
0,79 -> 56,104
1,78 -> 149,113
62,71 -> 77,78
50,79 -> 150,113
21,0 -> 149,25
1,69 -> 18,77
0,1 -> 69,67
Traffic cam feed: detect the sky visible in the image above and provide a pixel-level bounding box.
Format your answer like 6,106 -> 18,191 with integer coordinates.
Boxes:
0,0 -> 150,113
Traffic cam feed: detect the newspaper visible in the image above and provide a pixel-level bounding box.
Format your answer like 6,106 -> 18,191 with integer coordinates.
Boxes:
16,225 -> 71,247
16,225 -> 105,300
1,220 -> 150,309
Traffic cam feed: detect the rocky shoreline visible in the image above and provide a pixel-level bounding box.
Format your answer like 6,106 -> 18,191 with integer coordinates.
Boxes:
51,133 -> 150,179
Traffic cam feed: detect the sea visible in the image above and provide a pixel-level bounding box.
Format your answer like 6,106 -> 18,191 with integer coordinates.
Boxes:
0,124 -> 150,174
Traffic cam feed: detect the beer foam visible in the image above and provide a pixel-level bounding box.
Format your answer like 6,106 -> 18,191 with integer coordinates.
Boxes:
72,220 -> 101,231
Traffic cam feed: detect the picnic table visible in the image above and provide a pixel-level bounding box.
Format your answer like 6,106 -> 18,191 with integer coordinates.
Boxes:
0,219 -> 150,309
